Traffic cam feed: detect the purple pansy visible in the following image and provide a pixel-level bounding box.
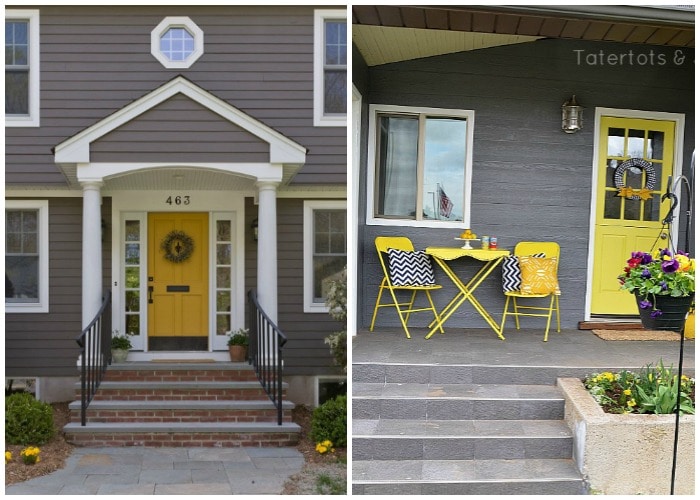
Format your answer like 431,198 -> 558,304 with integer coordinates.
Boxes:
638,300 -> 652,309
661,258 -> 679,273
650,309 -> 663,318
641,269 -> 652,279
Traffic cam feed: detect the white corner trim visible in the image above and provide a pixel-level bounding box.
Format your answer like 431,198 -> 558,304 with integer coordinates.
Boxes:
54,77 -> 307,165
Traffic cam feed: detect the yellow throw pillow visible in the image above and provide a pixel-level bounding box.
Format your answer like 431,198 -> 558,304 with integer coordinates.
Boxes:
519,256 -> 561,295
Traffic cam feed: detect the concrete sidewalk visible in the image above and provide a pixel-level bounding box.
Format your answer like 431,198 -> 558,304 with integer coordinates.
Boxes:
5,447 -> 304,495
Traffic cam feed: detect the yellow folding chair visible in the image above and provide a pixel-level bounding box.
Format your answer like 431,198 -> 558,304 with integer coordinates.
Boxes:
370,236 -> 443,339
499,241 -> 561,342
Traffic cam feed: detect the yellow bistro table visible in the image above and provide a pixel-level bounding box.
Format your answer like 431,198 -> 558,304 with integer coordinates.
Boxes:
425,247 -> 510,340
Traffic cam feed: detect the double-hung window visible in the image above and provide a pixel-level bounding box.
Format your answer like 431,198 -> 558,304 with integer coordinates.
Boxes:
5,9 -> 40,127
304,201 -> 347,312
5,200 -> 49,313
367,104 -> 475,228
313,9 -> 347,126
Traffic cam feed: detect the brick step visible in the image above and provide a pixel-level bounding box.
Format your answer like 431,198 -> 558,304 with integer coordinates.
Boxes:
352,458 -> 586,495
68,400 -> 294,424
352,419 -> 572,460
104,362 -> 258,382
84,381 -> 282,401
63,421 -> 301,448
352,383 -> 564,420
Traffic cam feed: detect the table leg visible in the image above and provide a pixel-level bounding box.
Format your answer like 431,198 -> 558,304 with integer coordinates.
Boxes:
426,256 -> 506,340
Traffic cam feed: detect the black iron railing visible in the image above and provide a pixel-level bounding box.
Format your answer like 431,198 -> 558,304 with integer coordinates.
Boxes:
247,289 -> 287,425
75,291 -> 111,426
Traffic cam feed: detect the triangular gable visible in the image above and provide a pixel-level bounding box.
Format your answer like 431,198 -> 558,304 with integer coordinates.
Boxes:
54,76 -> 306,165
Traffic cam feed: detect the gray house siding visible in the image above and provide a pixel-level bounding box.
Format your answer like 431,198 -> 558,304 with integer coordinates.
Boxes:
357,38 -> 694,331
244,197 -> 341,376
5,197 -> 112,378
5,5 -> 345,186
92,94 -> 270,163
6,5 -> 346,384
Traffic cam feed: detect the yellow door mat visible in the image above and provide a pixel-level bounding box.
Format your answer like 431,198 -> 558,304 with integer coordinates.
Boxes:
592,330 -> 684,341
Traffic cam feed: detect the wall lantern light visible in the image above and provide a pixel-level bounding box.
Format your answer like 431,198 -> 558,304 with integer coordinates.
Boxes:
561,95 -> 584,133
251,218 -> 258,242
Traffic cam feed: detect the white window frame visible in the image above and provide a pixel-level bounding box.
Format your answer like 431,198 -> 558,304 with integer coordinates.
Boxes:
313,9 -> 347,127
5,200 -> 49,313
151,17 -> 204,69
303,200 -> 347,313
366,104 -> 475,229
5,9 -> 40,127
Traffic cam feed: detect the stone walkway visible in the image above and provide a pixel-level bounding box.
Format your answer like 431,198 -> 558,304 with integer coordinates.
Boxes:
5,447 -> 304,495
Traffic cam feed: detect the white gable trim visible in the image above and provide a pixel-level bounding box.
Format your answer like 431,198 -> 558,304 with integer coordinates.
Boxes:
54,76 -> 306,165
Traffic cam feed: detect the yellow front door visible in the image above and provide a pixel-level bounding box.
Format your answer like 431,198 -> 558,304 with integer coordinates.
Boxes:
148,213 -> 209,346
590,117 -> 676,315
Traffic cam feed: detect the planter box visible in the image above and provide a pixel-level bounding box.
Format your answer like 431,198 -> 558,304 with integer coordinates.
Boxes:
558,378 -> 694,495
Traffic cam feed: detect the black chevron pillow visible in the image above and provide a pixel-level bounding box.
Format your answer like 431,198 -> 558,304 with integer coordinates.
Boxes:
502,253 -> 547,292
387,248 -> 436,286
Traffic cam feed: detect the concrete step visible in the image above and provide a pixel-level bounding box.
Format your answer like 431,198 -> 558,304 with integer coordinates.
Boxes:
352,382 -> 564,420
63,421 -> 301,448
68,399 -> 294,424
352,419 -> 572,460
352,458 -> 586,495
352,362 -> 626,385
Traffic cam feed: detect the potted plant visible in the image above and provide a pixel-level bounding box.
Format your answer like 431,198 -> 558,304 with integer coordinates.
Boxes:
227,328 -> 249,362
110,333 -> 132,363
618,248 -> 695,331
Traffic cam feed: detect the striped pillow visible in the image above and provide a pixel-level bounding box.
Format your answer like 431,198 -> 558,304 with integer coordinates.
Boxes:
387,249 -> 436,286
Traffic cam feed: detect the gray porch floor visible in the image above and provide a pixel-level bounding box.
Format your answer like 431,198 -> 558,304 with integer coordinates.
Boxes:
352,327 -> 695,375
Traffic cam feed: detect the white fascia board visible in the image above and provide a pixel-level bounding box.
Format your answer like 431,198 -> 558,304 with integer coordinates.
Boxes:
76,162 -> 283,183
55,76 -> 307,165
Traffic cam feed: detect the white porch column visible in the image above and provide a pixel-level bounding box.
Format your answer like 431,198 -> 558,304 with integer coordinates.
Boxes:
81,181 -> 103,327
256,180 -> 279,324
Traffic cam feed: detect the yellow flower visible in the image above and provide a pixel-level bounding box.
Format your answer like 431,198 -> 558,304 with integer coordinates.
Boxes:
676,254 -> 692,271
20,446 -> 41,465
315,439 -> 334,455
623,389 -> 632,396
5,451 -> 12,464
627,399 -> 636,408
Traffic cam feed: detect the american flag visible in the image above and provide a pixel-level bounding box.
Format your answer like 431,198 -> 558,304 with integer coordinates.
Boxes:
438,184 -> 453,218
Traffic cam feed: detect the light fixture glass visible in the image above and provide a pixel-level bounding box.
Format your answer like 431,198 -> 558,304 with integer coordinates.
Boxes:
562,95 -> 584,134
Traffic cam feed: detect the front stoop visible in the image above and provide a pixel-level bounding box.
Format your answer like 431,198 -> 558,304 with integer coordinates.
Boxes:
352,365 -> 587,495
64,362 -> 300,447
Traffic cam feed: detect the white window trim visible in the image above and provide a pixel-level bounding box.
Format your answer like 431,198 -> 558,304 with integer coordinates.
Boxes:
5,200 -> 49,313
303,199 -> 347,313
366,104 -> 475,229
313,9 -> 347,127
5,9 -> 40,127
151,17 -> 204,69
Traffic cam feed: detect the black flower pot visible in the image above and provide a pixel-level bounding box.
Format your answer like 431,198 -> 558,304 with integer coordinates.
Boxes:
636,293 -> 694,332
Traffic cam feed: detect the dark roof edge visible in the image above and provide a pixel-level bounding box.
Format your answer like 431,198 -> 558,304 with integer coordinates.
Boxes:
440,5 -> 695,28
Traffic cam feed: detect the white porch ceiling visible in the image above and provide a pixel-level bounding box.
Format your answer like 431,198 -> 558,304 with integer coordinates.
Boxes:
353,5 -> 694,66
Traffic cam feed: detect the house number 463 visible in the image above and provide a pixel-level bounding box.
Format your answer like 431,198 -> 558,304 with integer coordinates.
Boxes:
166,195 -> 190,206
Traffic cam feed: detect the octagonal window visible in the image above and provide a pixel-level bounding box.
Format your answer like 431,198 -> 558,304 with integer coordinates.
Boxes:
151,17 -> 203,69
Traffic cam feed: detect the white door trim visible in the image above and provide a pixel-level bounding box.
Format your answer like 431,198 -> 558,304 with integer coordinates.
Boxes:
111,191 -> 245,356
584,107 -> 685,320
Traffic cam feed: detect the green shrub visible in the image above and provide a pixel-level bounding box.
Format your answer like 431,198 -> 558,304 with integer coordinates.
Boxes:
310,395 -> 347,447
5,392 -> 55,445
